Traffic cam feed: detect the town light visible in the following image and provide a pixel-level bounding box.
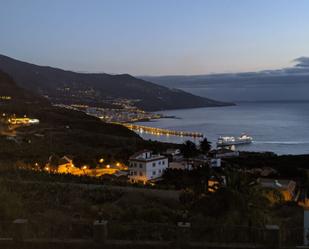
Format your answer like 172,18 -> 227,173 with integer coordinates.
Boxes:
106,165 -> 110,169
99,158 -> 104,163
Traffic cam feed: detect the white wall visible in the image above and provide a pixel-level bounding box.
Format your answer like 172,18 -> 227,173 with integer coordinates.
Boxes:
145,158 -> 168,180
129,158 -> 168,182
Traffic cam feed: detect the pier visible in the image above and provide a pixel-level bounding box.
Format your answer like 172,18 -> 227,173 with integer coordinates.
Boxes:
118,123 -> 204,138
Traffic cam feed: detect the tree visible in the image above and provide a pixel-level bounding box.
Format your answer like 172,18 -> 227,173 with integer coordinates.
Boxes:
181,140 -> 198,159
199,138 -> 211,154
191,170 -> 271,226
220,170 -> 271,225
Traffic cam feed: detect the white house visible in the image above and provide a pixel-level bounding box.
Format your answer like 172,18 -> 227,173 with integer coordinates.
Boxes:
169,160 -> 193,171
128,150 -> 168,183
163,148 -> 183,161
210,158 -> 221,168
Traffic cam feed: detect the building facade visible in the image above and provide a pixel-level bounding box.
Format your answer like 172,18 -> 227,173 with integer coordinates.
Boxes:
128,150 -> 168,183
258,178 -> 297,201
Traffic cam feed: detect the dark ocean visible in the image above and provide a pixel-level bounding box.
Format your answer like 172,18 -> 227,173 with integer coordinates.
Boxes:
136,102 -> 309,155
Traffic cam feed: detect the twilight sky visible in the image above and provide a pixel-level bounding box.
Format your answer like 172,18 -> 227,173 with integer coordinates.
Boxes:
1,0 -> 309,75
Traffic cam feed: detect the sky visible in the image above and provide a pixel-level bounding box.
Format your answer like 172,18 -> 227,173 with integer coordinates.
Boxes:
1,0 -> 309,75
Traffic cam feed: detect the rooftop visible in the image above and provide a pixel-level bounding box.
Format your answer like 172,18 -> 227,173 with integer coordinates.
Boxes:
258,178 -> 296,190
129,150 -> 166,161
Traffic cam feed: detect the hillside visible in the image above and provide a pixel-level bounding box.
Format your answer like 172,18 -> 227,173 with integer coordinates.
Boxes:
0,70 -> 51,115
0,70 -> 179,166
0,54 -> 232,111
0,70 -> 139,137
0,70 -> 47,105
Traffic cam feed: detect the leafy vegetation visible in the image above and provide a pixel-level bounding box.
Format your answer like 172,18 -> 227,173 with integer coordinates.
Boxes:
199,138 -> 212,154
225,151 -> 309,178
181,140 -> 199,158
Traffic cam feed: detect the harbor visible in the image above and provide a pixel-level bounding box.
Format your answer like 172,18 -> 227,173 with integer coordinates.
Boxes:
129,102 -> 309,155
118,123 -> 204,138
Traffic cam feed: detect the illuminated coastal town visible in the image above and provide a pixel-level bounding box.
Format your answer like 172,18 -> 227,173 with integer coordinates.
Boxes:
54,103 -> 203,138
54,101 -> 163,123
1,1 -> 309,247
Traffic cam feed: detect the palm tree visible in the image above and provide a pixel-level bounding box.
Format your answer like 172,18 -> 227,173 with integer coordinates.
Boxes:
223,170 -> 271,226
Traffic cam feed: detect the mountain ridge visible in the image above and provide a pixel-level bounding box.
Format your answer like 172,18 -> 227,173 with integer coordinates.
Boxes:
0,54 -> 233,111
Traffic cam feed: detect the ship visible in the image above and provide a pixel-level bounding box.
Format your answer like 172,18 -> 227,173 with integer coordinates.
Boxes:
217,134 -> 253,146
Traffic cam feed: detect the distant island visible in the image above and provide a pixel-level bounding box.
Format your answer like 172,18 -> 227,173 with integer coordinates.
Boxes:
0,54 -> 233,111
140,57 -> 309,103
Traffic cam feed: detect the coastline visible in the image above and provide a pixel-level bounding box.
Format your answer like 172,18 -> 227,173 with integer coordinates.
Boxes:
134,102 -> 309,156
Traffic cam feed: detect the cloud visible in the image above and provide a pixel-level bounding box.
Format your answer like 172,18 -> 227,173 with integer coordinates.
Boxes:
293,57 -> 309,68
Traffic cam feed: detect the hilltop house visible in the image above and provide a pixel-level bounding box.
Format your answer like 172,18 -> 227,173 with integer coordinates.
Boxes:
258,178 -> 297,202
163,148 -> 183,161
208,176 -> 227,192
128,150 -> 168,183
46,155 -> 82,175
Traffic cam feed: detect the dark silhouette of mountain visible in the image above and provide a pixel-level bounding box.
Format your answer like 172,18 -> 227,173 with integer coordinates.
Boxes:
0,71 -> 179,166
0,54 -> 232,111
0,70 -> 48,107
0,70 -> 140,139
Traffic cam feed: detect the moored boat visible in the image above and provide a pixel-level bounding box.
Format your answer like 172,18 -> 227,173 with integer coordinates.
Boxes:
217,134 -> 253,146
